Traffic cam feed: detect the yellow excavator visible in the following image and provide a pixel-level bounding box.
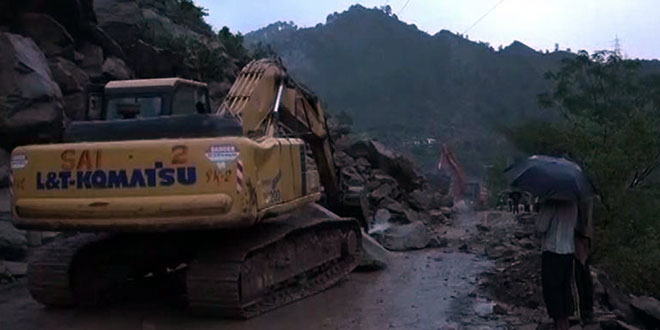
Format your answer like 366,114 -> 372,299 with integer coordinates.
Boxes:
9,59 -> 361,318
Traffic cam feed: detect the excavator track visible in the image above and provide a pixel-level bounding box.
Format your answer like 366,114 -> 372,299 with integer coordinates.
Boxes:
186,204 -> 361,318
26,205 -> 361,318
27,233 -> 116,307
27,233 -> 189,307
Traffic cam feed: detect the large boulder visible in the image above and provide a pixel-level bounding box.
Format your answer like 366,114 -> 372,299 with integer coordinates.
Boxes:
370,221 -> 430,251
408,189 -> 433,210
78,42 -> 105,80
126,40 -> 188,78
370,183 -> 393,201
93,0 -> 143,46
16,13 -> 75,60
596,270 -> 637,323
37,0 -> 97,39
88,25 -> 125,60
2,0 -> 97,40
340,166 -> 365,186
346,139 -> 424,192
49,57 -> 90,94
0,149 -> 8,187
631,296 -> 660,328
140,6 -> 209,42
63,92 -> 88,120
0,221 -> 27,261
102,56 -> 133,80
0,32 -> 63,150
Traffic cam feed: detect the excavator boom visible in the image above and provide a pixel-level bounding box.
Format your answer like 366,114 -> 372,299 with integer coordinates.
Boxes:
219,59 -> 340,207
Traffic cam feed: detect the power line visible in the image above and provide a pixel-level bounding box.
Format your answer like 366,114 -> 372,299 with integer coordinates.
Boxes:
397,0 -> 412,15
463,0 -> 506,34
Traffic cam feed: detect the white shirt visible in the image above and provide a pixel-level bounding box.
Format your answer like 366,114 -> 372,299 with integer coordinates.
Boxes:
537,200 -> 577,254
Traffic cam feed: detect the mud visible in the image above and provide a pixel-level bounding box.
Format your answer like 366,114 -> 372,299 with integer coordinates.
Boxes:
0,211 -> 505,330
0,251 -> 494,330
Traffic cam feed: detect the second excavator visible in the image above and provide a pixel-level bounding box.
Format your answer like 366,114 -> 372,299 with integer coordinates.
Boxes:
9,59 -> 361,318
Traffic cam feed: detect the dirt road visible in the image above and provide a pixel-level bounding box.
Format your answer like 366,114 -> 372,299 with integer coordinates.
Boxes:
0,212 -> 517,330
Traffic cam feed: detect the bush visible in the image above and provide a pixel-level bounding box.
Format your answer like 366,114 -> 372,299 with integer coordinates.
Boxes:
151,35 -> 228,81
595,189 -> 660,296
507,50 -> 660,296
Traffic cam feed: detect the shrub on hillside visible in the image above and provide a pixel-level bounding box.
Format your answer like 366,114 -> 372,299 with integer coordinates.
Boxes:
506,50 -> 660,296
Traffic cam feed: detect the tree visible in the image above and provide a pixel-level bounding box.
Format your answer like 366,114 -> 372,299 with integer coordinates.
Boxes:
218,26 -> 247,61
535,50 -> 660,206
251,42 -> 277,60
378,5 -> 392,15
507,50 -> 660,296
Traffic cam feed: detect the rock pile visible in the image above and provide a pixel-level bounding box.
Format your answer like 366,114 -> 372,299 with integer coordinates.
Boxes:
0,0 -> 246,179
0,221 -> 28,262
0,150 -> 8,187
471,211 -> 657,330
329,119 -> 454,252
0,186 -> 27,285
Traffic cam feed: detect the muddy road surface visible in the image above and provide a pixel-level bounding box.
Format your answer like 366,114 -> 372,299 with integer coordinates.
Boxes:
1,212 -> 513,330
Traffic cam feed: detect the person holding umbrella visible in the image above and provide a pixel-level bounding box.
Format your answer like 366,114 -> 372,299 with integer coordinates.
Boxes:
536,197 -> 578,330
506,155 -> 594,330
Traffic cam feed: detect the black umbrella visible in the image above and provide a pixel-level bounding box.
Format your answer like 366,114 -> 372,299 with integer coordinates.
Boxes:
504,155 -> 593,200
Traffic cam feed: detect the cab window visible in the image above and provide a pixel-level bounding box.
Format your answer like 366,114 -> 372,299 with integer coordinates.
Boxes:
106,96 -> 163,119
172,86 -> 209,115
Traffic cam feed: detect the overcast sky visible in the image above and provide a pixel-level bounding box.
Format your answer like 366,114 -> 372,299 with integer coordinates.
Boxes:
194,0 -> 659,60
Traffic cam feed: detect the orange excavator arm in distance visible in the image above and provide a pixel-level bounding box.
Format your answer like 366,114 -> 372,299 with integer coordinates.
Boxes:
438,144 -> 466,200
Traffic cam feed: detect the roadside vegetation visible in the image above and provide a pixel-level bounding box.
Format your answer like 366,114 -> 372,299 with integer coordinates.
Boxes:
502,50 -> 660,296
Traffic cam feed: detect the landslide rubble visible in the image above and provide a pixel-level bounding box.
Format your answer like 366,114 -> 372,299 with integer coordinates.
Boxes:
328,117 -> 455,254
0,0 -> 246,171
0,0 -> 249,285
465,211 -> 654,330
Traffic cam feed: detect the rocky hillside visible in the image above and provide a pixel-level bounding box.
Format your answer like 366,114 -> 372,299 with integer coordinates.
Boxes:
0,0 -> 250,185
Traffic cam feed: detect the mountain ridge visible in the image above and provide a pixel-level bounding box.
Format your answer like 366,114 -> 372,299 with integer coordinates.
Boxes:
244,4 -> 659,174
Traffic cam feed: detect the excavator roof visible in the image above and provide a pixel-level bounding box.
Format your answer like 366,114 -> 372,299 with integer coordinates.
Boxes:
105,78 -> 208,95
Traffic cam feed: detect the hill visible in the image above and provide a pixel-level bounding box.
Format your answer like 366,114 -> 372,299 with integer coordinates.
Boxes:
245,5 -> 574,174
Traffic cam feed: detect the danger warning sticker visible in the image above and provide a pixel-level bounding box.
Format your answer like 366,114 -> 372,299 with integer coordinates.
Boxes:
205,145 -> 239,163
10,154 -> 28,169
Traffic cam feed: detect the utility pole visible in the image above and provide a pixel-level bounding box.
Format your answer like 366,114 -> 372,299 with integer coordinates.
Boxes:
613,34 -> 622,57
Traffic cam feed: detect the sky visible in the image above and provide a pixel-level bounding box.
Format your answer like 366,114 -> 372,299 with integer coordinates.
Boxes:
194,0 -> 659,60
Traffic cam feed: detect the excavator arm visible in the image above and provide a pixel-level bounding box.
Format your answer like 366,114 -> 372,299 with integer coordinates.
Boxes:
218,59 -> 340,207
438,144 -> 466,200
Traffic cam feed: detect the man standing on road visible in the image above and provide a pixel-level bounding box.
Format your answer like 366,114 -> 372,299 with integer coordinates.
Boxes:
537,199 -> 578,330
509,190 -> 522,214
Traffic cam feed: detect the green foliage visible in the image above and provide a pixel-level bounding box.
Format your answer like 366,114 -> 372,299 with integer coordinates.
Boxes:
536,50 -> 660,206
139,1 -> 253,84
509,50 -> 660,296
176,0 -> 210,31
152,35 -> 227,82
140,0 -> 213,34
251,42 -> 278,60
218,26 -> 249,66
485,156 -> 512,207
596,189 -> 660,296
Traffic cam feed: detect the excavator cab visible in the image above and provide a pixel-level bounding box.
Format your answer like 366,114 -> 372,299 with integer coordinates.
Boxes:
103,78 -> 211,120
66,78 -> 241,143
